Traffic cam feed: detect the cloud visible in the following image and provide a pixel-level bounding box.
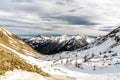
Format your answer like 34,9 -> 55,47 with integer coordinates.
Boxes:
13,0 -> 32,2
52,15 -> 98,25
0,0 -> 120,35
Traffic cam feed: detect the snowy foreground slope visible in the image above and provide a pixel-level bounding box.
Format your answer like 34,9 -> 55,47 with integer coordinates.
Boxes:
33,26 -> 120,80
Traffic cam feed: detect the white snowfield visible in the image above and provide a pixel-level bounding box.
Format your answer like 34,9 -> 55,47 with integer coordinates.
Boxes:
0,70 -> 45,80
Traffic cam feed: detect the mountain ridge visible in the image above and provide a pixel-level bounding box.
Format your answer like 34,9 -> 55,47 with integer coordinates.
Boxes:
23,34 -> 88,54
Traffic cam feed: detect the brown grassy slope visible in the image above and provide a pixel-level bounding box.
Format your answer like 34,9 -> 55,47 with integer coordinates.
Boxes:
0,46 -> 49,76
0,27 -> 41,55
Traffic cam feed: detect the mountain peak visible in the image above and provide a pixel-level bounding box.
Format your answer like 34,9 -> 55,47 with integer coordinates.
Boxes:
107,26 -> 120,37
23,34 -> 88,54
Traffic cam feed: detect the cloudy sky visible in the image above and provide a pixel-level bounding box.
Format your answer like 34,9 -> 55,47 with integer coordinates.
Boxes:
0,0 -> 120,35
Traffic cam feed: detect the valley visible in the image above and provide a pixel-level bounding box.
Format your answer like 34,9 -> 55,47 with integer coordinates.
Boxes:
0,26 -> 120,80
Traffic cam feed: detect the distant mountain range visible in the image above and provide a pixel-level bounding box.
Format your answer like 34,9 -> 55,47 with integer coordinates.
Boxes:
23,34 -> 90,54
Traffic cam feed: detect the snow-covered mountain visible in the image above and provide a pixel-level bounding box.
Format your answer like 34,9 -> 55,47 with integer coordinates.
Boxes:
35,26 -> 120,80
23,34 -> 88,54
81,26 -> 120,51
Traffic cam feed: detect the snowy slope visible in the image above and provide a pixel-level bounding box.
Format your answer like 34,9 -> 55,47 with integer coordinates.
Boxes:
0,41 -> 74,80
0,70 -> 45,80
33,26 -> 120,80
0,27 -> 51,80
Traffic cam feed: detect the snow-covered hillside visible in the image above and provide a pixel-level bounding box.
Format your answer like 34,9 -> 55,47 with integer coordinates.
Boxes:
33,26 -> 120,80
0,27 -> 52,80
0,27 -> 73,80
23,34 -> 88,54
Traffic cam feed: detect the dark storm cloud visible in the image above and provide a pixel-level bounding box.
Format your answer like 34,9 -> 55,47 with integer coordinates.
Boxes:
52,15 -> 98,26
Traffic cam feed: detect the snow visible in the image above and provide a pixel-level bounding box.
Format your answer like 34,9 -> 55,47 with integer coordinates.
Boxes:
24,34 -> 87,44
31,57 -> 120,80
0,43 -> 40,66
31,31 -> 120,80
55,35 -> 68,43
83,38 -> 116,55
116,32 -> 120,37
0,70 -> 45,80
86,37 -> 95,43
